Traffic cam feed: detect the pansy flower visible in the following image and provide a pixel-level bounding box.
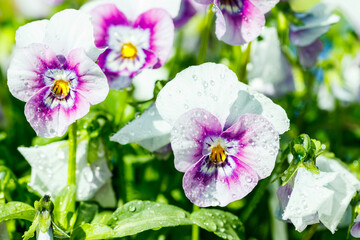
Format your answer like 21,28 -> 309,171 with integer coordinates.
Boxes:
7,10 -> 109,138
81,0 -> 177,88
290,3 -> 339,68
113,63 -> 289,206
18,139 -> 115,207
195,0 -> 279,45
247,27 -> 294,97
277,155 -> 360,233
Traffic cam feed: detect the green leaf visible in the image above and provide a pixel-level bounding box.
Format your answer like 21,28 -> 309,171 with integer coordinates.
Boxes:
108,201 -> 193,236
22,213 -> 39,240
91,211 -> 113,225
53,185 -> 76,231
73,202 -> 99,229
0,202 -> 36,222
71,201 -> 192,239
71,223 -> 114,240
191,209 -> 245,240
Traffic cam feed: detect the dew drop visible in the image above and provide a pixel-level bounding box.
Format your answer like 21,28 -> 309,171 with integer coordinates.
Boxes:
245,176 -> 252,183
210,80 -> 215,86
192,74 -> 198,81
129,205 -> 136,212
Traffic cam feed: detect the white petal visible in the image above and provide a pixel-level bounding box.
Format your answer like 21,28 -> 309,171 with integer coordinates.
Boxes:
110,104 -> 171,151
18,139 -> 111,201
43,9 -> 103,61
14,0 -> 53,18
156,63 -> 242,128
37,227 -> 53,240
81,0 -> 181,19
15,20 -> 48,48
132,68 -> 169,101
248,27 -> 294,97
224,88 -> 290,134
92,181 -> 117,208
282,168 -> 334,231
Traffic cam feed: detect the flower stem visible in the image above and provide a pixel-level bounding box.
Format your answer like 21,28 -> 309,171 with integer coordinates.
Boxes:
302,223 -> 319,240
238,42 -> 252,84
67,122 -> 77,186
192,204 -> 200,240
197,5 -> 214,64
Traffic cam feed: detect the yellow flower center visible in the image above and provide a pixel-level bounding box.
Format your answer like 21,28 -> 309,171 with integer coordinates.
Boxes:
209,144 -> 227,163
121,42 -> 137,59
51,79 -> 70,99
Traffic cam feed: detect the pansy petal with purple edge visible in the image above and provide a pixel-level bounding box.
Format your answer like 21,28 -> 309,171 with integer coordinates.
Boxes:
224,88 -> 290,134
171,108 -> 223,172
7,43 -> 59,102
89,3 -> 129,48
24,86 -> 90,138
183,155 -> 259,207
351,215 -> 360,238
250,0 -> 279,13
134,8 -> 174,68
67,48 -> 109,105
215,0 -> 265,45
15,20 -> 48,48
222,113 -> 279,178
156,63 -> 243,127
43,9 -> 103,61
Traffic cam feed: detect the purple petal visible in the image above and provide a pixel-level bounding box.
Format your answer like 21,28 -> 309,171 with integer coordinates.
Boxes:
171,108 -> 223,172
24,86 -> 90,138
215,0 -> 265,45
276,182 -> 293,212
7,43 -> 60,102
174,0 -> 199,28
221,113 -> 279,178
66,48 -> 109,105
134,8 -> 174,68
90,3 -> 129,48
298,39 -> 324,68
194,0 -> 213,4
183,154 -> 259,207
351,219 -> 360,238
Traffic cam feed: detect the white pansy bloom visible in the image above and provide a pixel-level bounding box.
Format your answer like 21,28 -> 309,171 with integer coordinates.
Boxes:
277,156 -> 360,233
18,139 -> 113,204
248,27 -> 294,97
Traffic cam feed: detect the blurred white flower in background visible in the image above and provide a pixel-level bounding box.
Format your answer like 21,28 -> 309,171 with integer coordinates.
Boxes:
18,139 -> 116,208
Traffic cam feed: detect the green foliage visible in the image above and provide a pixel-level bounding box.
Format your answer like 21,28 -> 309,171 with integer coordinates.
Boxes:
0,202 -> 35,222
191,209 -> 245,240
71,201 -> 245,240
53,185 -> 76,231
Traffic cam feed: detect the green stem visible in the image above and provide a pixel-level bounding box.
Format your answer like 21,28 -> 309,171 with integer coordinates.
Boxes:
302,223 -> 319,240
192,205 -> 200,240
238,42 -> 252,84
347,205 -> 356,240
67,122 -> 77,186
197,6 -> 214,64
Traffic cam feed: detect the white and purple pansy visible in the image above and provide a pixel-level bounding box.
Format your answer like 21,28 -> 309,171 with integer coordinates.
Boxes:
153,63 -> 289,207
195,0 -> 279,45
81,0 -> 175,89
7,9 -> 109,138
